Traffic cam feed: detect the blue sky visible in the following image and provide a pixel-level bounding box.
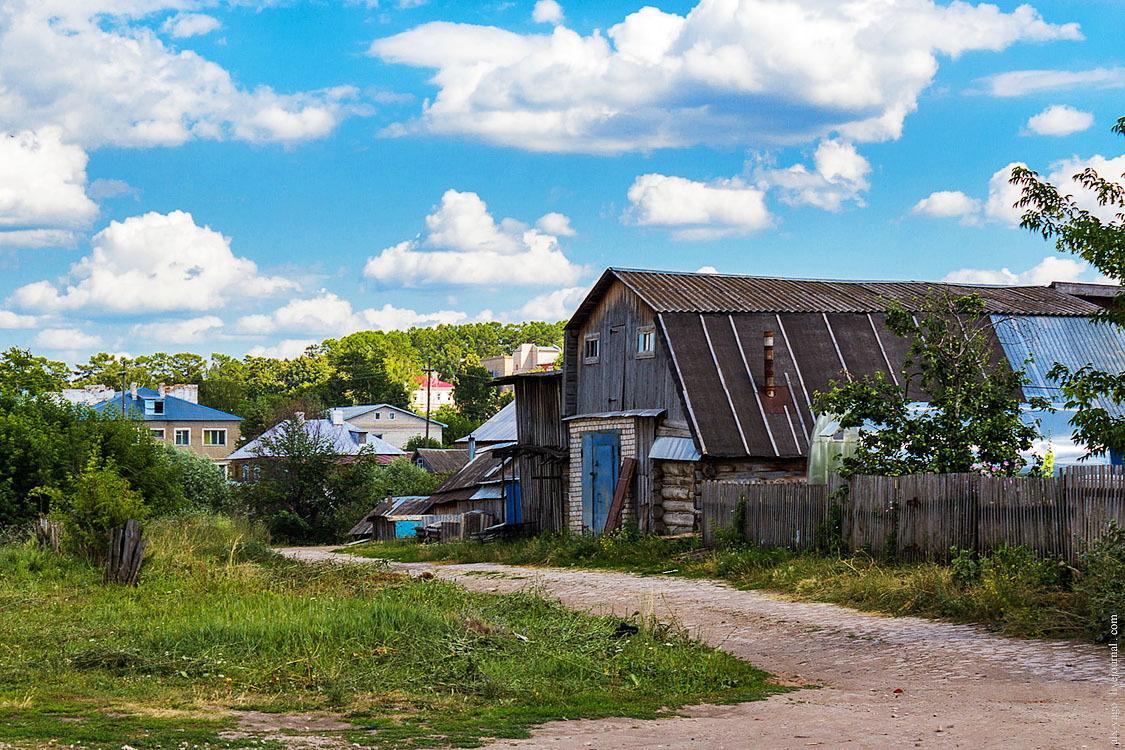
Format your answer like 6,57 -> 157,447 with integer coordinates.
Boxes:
1,0 -> 1123,362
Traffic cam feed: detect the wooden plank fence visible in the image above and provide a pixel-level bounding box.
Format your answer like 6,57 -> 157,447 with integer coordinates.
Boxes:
701,465 -> 1125,563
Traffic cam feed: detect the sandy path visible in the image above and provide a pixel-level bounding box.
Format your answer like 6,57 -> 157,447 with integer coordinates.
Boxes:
278,547 -> 1117,750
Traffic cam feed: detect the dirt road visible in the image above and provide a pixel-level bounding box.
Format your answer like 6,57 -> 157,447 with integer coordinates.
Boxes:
278,547 -> 1115,749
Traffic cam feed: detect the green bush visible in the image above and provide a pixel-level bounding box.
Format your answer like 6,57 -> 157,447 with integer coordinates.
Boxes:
1076,523 -> 1125,641
163,445 -> 232,513
52,455 -> 148,560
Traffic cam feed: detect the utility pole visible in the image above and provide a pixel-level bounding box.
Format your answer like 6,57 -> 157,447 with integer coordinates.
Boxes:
120,368 -> 126,420
424,357 -> 433,445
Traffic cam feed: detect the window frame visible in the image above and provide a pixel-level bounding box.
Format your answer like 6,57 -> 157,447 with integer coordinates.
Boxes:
583,333 -> 601,364
174,428 -> 191,446
150,428 -> 165,440
202,428 -> 227,447
637,325 -> 656,359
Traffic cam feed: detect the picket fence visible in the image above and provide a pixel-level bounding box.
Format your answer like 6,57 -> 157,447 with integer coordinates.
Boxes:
700,466 -> 1125,563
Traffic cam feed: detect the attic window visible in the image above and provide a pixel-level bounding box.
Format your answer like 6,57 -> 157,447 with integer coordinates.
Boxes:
144,399 -> 165,416
389,411 -> 395,420
637,326 -> 655,358
583,333 -> 600,364
375,412 -> 381,420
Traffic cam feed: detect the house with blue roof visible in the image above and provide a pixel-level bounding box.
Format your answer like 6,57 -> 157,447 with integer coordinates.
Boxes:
90,384 -> 242,467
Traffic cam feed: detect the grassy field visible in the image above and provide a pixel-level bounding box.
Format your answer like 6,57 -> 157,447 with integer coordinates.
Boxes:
0,517 -> 782,750
348,529 -> 1098,640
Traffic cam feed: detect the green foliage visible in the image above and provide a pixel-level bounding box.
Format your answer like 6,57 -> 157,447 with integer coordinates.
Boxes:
405,434 -> 445,450
52,455 -> 148,559
1075,522 -> 1125,640
1012,116 -> 1125,456
454,361 -> 500,422
434,403 -> 481,443
814,292 -> 1049,476
713,496 -> 747,550
0,516 -> 778,749
0,395 -> 183,528
163,445 -> 232,513
0,347 -> 69,396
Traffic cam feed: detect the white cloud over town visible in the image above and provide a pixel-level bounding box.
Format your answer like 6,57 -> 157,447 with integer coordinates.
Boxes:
515,285 -> 589,321
1025,105 -> 1093,136
974,66 -> 1125,97
370,0 -> 1079,153
754,139 -> 871,211
160,12 -> 221,39
130,315 -> 225,345
624,173 -> 772,240
911,190 -> 982,223
32,327 -> 102,350
942,256 -> 1099,286
0,0 -> 361,148
0,129 -> 98,245
235,291 -> 468,337
0,309 -> 38,328
363,190 -> 584,286
9,210 -> 296,314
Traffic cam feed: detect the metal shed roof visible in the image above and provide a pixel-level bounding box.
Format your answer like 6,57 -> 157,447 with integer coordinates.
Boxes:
459,400 -> 517,444
226,418 -> 406,460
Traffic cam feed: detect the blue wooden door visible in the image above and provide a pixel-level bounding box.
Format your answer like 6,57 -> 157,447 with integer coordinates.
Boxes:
505,481 -> 522,524
582,432 -> 620,533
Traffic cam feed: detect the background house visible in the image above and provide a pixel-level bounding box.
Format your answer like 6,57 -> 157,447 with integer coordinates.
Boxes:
482,343 -> 561,392
225,412 -> 404,482
333,404 -> 444,449
510,268 -> 1125,537
411,448 -> 470,474
90,384 -> 241,468
410,375 -> 455,413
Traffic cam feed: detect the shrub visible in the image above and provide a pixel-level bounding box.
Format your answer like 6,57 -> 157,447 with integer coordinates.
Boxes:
1076,523 -> 1125,641
163,445 -> 232,513
53,455 -> 148,560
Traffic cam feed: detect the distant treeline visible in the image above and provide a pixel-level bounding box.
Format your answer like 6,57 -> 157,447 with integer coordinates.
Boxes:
0,320 -> 565,445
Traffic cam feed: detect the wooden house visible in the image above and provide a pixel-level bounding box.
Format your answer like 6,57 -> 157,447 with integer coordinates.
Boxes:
540,268 -> 1120,536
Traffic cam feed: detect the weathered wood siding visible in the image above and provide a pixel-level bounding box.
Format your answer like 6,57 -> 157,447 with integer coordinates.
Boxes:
564,281 -> 686,421
513,374 -> 568,533
701,467 -> 1125,564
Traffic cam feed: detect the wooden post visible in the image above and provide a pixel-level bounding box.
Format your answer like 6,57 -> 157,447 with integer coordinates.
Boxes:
603,457 -> 637,534
105,519 -> 148,586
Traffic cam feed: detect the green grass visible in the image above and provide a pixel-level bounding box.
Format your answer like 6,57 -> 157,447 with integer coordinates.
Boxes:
0,517 -> 782,749
348,529 -> 1093,640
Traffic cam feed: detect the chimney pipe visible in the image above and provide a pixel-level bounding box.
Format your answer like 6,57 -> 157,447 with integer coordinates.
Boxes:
763,331 -> 775,399
468,435 -> 477,461
158,382 -> 166,398
130,382 -> 138,400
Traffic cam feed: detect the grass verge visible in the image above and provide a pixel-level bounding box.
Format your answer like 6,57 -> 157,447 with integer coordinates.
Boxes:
348,528 -> 1099,640
0,516 -> 782,750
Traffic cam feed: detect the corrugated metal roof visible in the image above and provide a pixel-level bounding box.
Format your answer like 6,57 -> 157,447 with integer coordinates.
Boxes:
992,315 -> 1125,417
337,403 -> 444,425
226,419 -> 406,460
413,448 -> 470,474
649,436 -> 702,461
461,401 -> 517,443
569,269 -> 1099,322
561,408 -> 665,421
91,387 -> 241,422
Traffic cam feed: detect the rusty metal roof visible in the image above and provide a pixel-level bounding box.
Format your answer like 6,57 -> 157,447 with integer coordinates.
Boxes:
567,269 -> 1100,323
412,448 -> 470,474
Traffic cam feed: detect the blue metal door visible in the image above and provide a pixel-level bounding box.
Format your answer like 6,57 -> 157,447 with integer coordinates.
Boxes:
582,431 -> 620,533
505,481 -> 522,524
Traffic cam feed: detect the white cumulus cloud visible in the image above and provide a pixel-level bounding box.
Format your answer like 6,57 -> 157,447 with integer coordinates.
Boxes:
370,0 -> 1079,154
0,129 -> 98,244
536,212 -> 576,236
624,174 -> 771,241
532,0 -> 564,25
236,292 -> 467,337
130,315 -> 224,344
9,210 -> 296,314
33,327 -> 102,350
755,139 -> 871,211
160,12 -> 220,38
0,1 -> 361,148
0,309 -> 38,328
1025,105 -> 1093,136
943,256 -> 1098,286
911,190 -> 982,222
363,190 -> 583,286
247,339 -> 318,360
515,285 -> 588,321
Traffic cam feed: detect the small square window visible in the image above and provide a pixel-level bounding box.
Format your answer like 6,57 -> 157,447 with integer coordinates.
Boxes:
150,428 -> 165,440
637,326 -> 655,358
583,334 -> 600,364
174,429 -> 190,446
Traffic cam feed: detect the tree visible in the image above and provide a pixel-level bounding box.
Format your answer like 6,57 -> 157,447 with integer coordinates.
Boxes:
0,348 -> 69,396
1011,116 -> 1125,457
454,360 -> 499,422
814,293 -> 1048,476
163,445 -> 232,513
405,435 -> 445,450
432,404 -> 479,444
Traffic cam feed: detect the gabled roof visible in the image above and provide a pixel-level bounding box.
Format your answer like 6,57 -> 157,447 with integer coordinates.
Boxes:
567,268 -> 1102,330
413,375 -> 455,389
426,445 -> 518,505
336,403 -> 445,426
91,387 -> 240,422
412,448 -> 471,474
226,418 -> 406,460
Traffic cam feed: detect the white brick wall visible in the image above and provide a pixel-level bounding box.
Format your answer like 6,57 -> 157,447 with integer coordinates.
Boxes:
566,417 -> 638,534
